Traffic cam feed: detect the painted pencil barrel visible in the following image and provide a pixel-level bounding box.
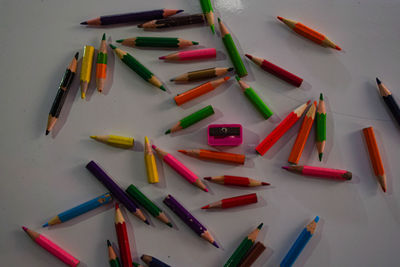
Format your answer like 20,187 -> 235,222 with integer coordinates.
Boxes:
174,82 -> 215,105
362,127 -> 385,180
122,53 -> 153,81
222,193 -> 257,209
244,87 -> 273,119
239,241 -> 266,267
180,48 -> 216,60
224,237 -> 254,267
187,67 -> 219,81
126,185 -> 162,218
260,59 -> 303,87
293,23 -> 325,45
37,235 -> 80,266
145,154 -> 159,183
81,45 -> 94,82
222,176 -> 252,186
316,113 -> 326,142
91,135 -> 134,148
96,51 -> 107,79
302,166 -> 351,180
383,95 -> 400,126
141,14 -> 205,28
163,154 -> 198,184
200,0 -> 213,13
222,34 -> 247,77
200,150 -> 245,164
101,10 -> 169,25
180,105 -> 215,129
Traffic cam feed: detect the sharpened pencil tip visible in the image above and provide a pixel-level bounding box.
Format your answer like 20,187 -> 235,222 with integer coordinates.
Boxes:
204,177 -> 211,180
320,93 -> 324,100
151,144 -> 157,150
22,226 -> 28,231
45,130 -> 49,135
170,78 -> 175,82
245,54 -> 253,59
201,205 -> 210,209
277,16 -> 283,21
335,45 -> 342,51
144,220 -> 150,225
102,33 -> 106,40
74,52 -> 79,59
204,188 -> 209,192
235,75 -> 240,81
177,150 -> 187,154
160,85 -> 166,91
228,67 -> 234,71
42,223 -> 48,227
319,153 -> 323,161
376,77 -> 381,85
109,44 -> 116,49
107,240 -> 111,246
166,222 -> 173,228
257,223 -> 264,229
217,17 -> 221,22
177,10 -> 184,14
80,21 -> 88,25
261,182 -> 270,186
137,24 -> 143,28
212,241 -> 219,248
165,129 -> 171,135
192,41 -> 199,45
159,56 -> 166,60
116,39 -> 123,43
282,166 -> 289,170
81,92 -> 86,99
314,216 -> 320,223
210,24 -> 215,33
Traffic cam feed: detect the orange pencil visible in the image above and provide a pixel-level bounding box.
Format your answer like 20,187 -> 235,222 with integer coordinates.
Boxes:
178,149 -> 245,164
288,101 -> 317,164
174,76 -> 230,105
362,127 -> 387,192
277,16 -> 341,51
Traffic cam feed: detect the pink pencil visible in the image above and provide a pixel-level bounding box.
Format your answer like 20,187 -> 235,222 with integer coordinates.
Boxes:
159,48 -> 216,61
22,226 -> 80,266
152,145 -> 208,192
282,165 -> 352,180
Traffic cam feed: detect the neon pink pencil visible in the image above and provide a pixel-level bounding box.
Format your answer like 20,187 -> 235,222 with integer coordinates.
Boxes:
152,145 -> 208,192
282,165 -> 352,180
22,226 -> 80,266
159,48 -> 216,61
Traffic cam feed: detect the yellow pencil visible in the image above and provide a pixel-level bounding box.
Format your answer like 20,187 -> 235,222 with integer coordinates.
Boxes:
144,136 -> 159,183
80,45 -> 95,99
90,135 -> 134,148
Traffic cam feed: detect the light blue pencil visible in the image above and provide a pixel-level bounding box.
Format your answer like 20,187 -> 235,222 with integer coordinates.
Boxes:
280,216 -> 320,267
42,193 -> 112,227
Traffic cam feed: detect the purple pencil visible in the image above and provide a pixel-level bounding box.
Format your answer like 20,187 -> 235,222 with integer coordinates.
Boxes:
163,194 -> 219,248
80,9 -> 183,26
86,161 -> 149,224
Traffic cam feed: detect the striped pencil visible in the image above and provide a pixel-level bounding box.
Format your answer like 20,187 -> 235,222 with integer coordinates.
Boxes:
204,175 -> 270,187
376,78 -> 400,127
218,18 -> 247,77
224,223 -> 263,267
107,240 -> 121,267
138,14 -> 205,29
316,94 -> 326,161
46,52 -> 78,135
110,44 -> 165,91
362,127 -> 387,192
90,135 -> 134,149
81,9 -> 183,25
80,45 -> 95,99
277,16 -> 341,50
171,67 -> 233,82
126,184 -> 172,227
43,192 -> 112,227
202,193 -> 258,209
178,149 -> 245,164
199,0 -> 215,33
96,33 -> 108,92
282,165 -> 352,181
141,254 -> 171,267
144,136 -> 159,184
256,101 -> 310,156
165,105 -> 215,134
159,48 -> 216,61
280,217 -> 320,267
115,203 -> 133,267
117,37 -> 198,48
288,101 -> 317,164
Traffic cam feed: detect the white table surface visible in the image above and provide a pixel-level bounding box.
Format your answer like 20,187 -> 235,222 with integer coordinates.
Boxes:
1,0 -> 400,266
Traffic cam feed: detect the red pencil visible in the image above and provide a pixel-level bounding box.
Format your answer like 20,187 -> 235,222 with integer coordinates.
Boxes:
204,175 -> 270,187
115,203 -> 133,267
256,101 -> 310,155
202,193 -> 257,209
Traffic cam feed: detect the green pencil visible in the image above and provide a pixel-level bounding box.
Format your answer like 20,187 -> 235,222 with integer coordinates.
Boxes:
236,76 -> 273,119
199,0 -> 215,33
165,105 -> 215,134
316,93 -> 326,161
116,37 -> 199,48
218,18 -> 247,77
224,223 -> 263,267
110,44 -> 165,91
126,184 -> 172,227
107,240 -> 121,267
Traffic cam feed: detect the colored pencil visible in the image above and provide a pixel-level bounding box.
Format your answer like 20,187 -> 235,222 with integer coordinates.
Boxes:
117,37 -> 198,48
165,105 -> 215,134
224,223 -> 263,267
316,93 -> 326,161
235,76 -> 274,119
86,161 -> 149,224
280,217 -> 319,267
204,175 -> 270,187
174,76 -> 230,105
90,135 -> 134,149
282,165 -> 352,180
115,203 -> 133,267
46,52 -> 78,135
141,254 -> 171,267
171,67 -> 233,82
126,184 -> 172,227
144,136 -> 159,184
245,54 -> 303,87
362,127 -> 387,192
138,14 -> 205,29
277,16 -> 341,50
288,101 -> 317,164
22,226 -> 80,266
256,101 -> 310,156
239,241 -> 266,267
80,45 -> 95,99
107,240 -> 121,267
43,192 -> 112,227
152,145 -> 208,192
159,48 -> 216,61
96,33 -> 108,92
163,194 -> 219,248
202,193 -> 258,209
133,262 -> 144,267
218,18 -> 247,77
178,149 -> 245,164
81,9 -> 183,26
199,0 -> 215,33
110,44 -> 165,91
376,78 -> 400,127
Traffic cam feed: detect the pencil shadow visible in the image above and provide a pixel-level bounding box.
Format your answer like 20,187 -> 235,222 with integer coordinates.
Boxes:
153,149 -> 167,189
84,49 -> 98,102
101,38 -> 115,95
132,141 -> 144,152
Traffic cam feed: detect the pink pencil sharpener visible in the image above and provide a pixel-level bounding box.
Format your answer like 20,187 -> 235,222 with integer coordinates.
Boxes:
207,124 -> 242,146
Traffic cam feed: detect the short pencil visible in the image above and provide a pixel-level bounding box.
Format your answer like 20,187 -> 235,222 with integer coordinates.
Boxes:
96,33 -> 108,92
376,78 -> 400,127
144,136 -> 159,183
282,165 -> 352,181
159,48 -> 216,61
178,149 -> 245,164
165,105 -> 215,134
202,193 -> 258,209
80,45 -> 95,99
116,37 -> 198,48
204,175 -> 270,187
239,241 -> 266,267
316,93 -> 326,161
138,14 -> 205,29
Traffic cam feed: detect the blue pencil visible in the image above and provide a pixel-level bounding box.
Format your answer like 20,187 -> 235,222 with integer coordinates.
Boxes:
141,254 -> 171,267
280,216 -> 320,267
42,192 -> 113,227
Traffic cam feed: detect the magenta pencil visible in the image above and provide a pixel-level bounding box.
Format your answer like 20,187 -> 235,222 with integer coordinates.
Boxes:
282,165 -> 352,180
159,48 -> 216,61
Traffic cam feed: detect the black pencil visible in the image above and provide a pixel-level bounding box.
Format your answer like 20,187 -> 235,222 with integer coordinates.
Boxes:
376,77 -> 400,127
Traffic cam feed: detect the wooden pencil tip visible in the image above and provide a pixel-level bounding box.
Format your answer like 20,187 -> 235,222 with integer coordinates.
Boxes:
210,24 -> 215,33
107,240 -> 111,246
160,85 -> 166,91
314,216 -> 320,223
376,77 -> 381,85
320,93 -> 324,100
144,220 -> 150,225
319,153 -> 323,161
204,177 -> 211,180
201,205 -> 210,209
90,136 -> 97,139
109,44 -> 116,49
80,21 -> 88,25
192,41 -> 199,45
137,24 -> 143,28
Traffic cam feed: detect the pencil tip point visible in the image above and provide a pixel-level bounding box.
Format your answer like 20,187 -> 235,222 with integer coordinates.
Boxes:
74,52 -> 79,59
217,17 -> 221,22
177,10 -> 184,14
167,222 -> 173,227
42,223 -> 48,227
319,93 -> 323,100
314,216 -> 320,222
151,144 -> 157,150
210,25 -> 215,33
201,205 -> 209,209
137,24 -> 143,28
319,153 -> 323,161
376,77 -> 381,84
335,45 -> 342,51
159,56 -> 166,60
165,129 -> 171,135
235,75 -> 240,81
116,39 -> 123,43
160,85 -> 166,91
90,136 -> 96,139
107,240 -> 111,246
177,150 -> 187,154
204,177 -> 211,180
80,21 -> 88,25
228,67 -> 234,71
81,92 -> 86,99
109,44 -> 116,49
257,223 -> 264,229
204,188 -> 209,192
277,16 -> 283,21
282,166 -> 289,170
192,41 -> 199,45
45,130 -> 49,135
245,54 -> 252,59
102,33 -> 106,40
144,220 -> 150,225
212,241 -> 219,248
22,226 -> 27,231
261,182 -> 270,186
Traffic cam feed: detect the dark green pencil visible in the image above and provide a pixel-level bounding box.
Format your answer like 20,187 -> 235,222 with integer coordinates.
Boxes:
116,37 -> 198,48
